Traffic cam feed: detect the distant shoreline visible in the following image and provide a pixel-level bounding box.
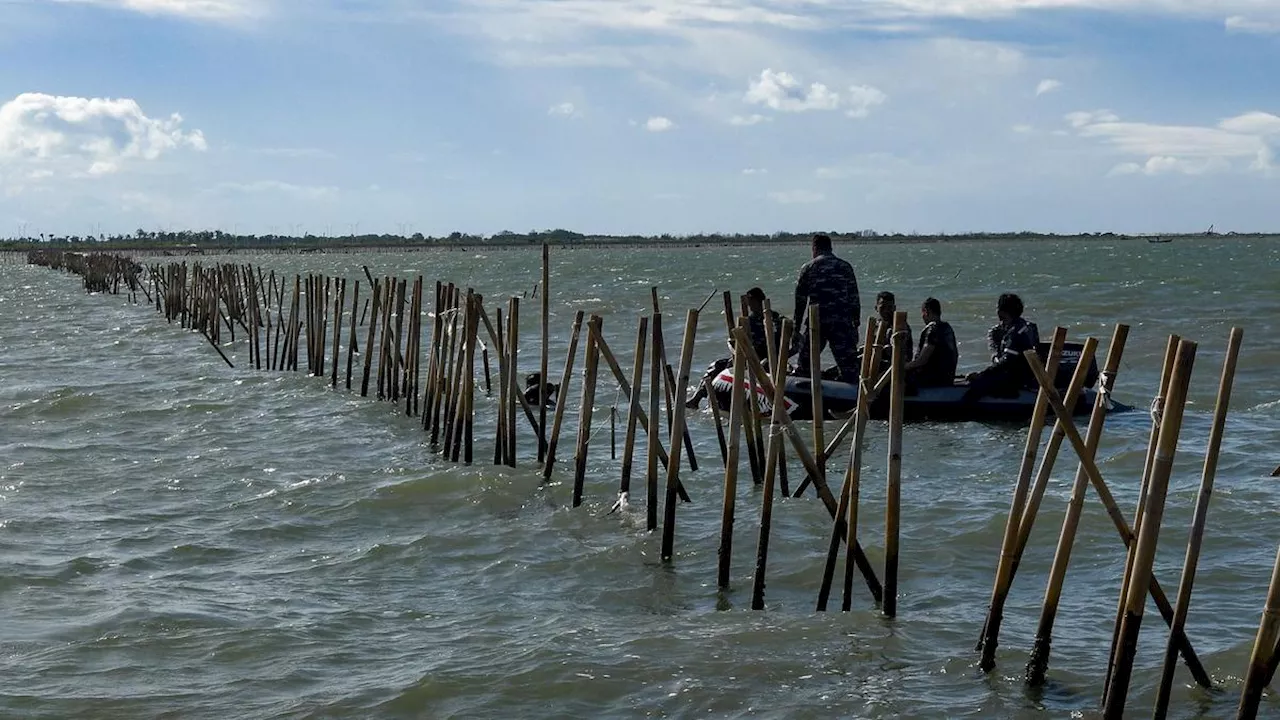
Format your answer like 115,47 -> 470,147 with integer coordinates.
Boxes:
1,231 -> 1274,255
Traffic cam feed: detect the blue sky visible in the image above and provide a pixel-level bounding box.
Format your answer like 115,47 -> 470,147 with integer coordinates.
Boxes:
0,0 -> 1277,237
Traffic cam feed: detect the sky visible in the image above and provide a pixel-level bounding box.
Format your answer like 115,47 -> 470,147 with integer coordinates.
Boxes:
0,0 -> 1277,237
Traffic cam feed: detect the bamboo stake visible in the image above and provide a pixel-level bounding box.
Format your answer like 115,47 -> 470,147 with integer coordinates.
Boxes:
1238,546 -> 1280,720
763,299 -> 785,494
618,315 -> 649,502
660,308 -> 699,561
751,318 -> 794,609
435,286 -> 459,445
572,316 -> 602,507
345,281 -> 359,390
506,296 -> 519,467
816,319 -> 878,611
717,342 -> 746,590
543,311 -> 585,480
1103,333 -> 1182,700
493,305 -> 508,464
1015,342 -> 1212,690
1101,338 -> 1197,719
883,310 -> 908,618
539,243 -> 550,463
1022,333 -> 1113,685
360,280 -> 381,397
423,281 -> 442,420
707,376 -> 728,466
647,313 -> 663,532
331,278 -> 345,388
1152,327 -> 1242,718
808,303 -> 825,477
977,328 -> 1069,665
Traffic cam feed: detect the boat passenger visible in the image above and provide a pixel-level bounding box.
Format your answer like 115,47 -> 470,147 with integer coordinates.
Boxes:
685,287 -> 782,410
961,293 -> 1040,402
903,297 -> 958,388
790,234 -> 861,383
859,291 -> 913,369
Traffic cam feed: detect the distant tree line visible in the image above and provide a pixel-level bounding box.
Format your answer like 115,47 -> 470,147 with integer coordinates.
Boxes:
0,226 -> 1260,252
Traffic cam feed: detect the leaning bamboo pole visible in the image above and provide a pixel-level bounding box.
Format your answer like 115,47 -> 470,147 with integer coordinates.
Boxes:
572,316 -> 602,508
751,318 -> 795,610
1238,546 -> 1280,720
883,310 -> 907,618
1101,338 -> 1197,719
543,311 -> 585,481
660,308 -> 700,561
1152,327 -> 1242,718
617,315 -> 649,506
717,341 -> 747,590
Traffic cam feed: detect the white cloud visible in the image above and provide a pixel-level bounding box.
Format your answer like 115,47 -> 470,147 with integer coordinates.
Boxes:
741,167 -> 768,175
1225,15 -> 1280,34
645,116 -> 675,132
729,113 -> 770,126
768,189 -> 824,204
745,69 -> 840,112
54,0 -> 258,21
548,102 -> 580,117
1066,109 -> 1119,128
213,180 -> 338,201
1070,110 -> 1280,175
845,84 -> 888,117
1035,78 -> 1062,96
0,93 -> 206,177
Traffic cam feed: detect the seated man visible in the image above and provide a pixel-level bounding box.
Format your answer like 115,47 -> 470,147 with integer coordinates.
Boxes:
686,287 -> 782,409
858,291 -> 913,370
903,297 -> 958,388
962,293 -> 1040,402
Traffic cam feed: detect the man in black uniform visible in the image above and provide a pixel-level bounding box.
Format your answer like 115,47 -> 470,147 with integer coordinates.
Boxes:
790,234 -> 861,382
962,293 -> 1040,401
903,297 -> 958,387
860,291 -> 913,370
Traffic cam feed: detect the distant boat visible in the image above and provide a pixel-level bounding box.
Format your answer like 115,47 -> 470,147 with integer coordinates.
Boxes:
1148,236 -> 1172,244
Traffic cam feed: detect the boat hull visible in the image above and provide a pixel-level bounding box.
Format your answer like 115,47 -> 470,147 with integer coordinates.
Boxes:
710,370 -> 1121,423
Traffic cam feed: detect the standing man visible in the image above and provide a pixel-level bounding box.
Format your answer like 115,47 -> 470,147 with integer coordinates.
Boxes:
791,234 -> 861,382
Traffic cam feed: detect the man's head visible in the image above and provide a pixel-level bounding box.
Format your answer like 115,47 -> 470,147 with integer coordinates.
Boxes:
811,233 -> 833,258
745,287 -> 767,314
921,297 -> 942,323
875,291 -> 896,322
997,293 -> 1024,323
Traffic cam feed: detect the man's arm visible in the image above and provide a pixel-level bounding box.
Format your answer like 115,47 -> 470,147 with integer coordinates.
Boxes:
905,342 -> 935,371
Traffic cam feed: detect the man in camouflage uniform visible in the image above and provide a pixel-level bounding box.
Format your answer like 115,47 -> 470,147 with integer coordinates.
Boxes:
962,292 -> 1040,402
790,234 -> 861,383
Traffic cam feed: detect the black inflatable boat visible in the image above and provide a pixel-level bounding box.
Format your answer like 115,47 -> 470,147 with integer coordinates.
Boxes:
709,342 -> 1132,423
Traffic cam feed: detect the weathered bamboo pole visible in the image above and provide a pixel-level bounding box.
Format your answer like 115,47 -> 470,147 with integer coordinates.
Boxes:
1022,334 -> 1113,684
1103,333 -> 1182,700
808,303 -> 825,477
434,285 -> 460,445
707,376 -> 728,466
1019,344 -> 1211,691
572,316 -> 602,508
976,328 -> 1069,665
647,312 -> 663,532
763,298 -> 786,495
345,280 -> 359,390
463,293 -> 478,464
493,305 -> 508,464
543,311 -> 585,480
391,278 -> 407,403
505,296 -> 519,467
618,315 -> 649,504
1100,338 -> 1197,719
717,342 -> 747,590
883,310 -> 908,618
1238,546 -> 1280,720
539,243 -> 550,463
360,280 -> 381,397
816,319 -> 878,611
1152,327 -> 1242,718
660,308 -> 699,561
751,318 -> 794,609
443,292 -> 471,460
331,278 -> 345,388
423,281 -> 442,418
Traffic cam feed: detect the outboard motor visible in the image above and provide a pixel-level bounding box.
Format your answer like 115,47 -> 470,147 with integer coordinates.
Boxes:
1036,341 -> 1100,389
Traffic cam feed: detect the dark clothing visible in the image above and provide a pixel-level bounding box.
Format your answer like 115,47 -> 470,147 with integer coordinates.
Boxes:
792,251 -> 861,381
912,320 -> 958,387
745,309 -> 784,362
793,251 -> 861,332
963,317 -> 1041,401
797,321 -> 860,384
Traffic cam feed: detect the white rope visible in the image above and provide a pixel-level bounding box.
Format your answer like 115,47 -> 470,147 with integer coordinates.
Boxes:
1149,396 -> 1165,427
1097,370 -> 1114,411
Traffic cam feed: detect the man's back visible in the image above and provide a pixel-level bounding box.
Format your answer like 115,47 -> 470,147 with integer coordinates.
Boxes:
916,320 -> 958,386
796,252 -> 860,328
